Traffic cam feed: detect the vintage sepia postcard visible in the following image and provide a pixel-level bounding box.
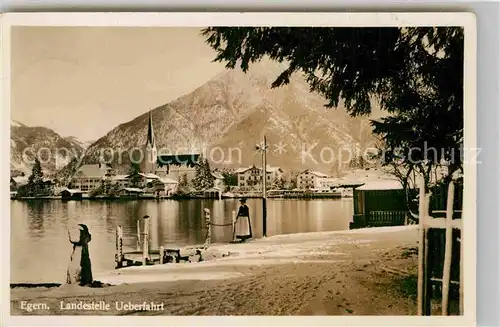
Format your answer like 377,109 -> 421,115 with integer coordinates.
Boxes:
1,12 -> 476,326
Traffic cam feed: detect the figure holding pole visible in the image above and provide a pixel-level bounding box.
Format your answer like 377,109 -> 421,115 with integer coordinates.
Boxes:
66,224 -> 93,286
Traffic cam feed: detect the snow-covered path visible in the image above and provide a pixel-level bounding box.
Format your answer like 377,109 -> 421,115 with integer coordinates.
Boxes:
11,225 -> 421,316
95,225 -> 418,285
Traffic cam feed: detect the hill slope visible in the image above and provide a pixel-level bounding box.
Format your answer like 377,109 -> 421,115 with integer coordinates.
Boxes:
10,120 -> 86,176
79,61 -> 381,175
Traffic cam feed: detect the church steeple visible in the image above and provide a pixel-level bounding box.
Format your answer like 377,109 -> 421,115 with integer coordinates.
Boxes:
142,110 -> 157,174
146,111 -> 155,147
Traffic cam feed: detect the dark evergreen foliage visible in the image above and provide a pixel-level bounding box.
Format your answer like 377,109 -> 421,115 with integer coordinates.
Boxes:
192,154 -> 215,191
202,27 -> 464,186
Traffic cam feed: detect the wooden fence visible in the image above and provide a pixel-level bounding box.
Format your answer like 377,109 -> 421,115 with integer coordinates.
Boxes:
418,180 -> 463,316
367,210 -> 408,227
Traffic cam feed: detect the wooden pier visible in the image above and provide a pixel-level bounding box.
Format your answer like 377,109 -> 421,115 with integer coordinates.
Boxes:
115,208 -> 238,269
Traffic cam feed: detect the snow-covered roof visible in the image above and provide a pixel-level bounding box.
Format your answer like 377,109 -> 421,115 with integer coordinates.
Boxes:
299,170 -> 329,178
356,180 -> 403,191
159,177 -> 178,184
112,174 -> 129,181
316,177 -> 337,182
310,171 -> 328,178
125,172 -> 161,179
12,176 -> 29,185
139,173 -> 161,179
211,172 -> 224,179
76,164 -> 109,177
235,165 -> 282,174
204,187 -> 222,192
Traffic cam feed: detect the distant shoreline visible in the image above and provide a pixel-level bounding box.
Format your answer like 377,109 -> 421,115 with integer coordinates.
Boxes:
10,195 -> 348,201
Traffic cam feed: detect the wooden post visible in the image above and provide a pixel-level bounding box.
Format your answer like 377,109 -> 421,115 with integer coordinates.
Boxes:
459,230 -> 464,315
417,181 -> 425,315
143,217 -> 150,265
262,135 -> 267,237
417,178 -> 431,315
204,208 -> 211,245
159,245 -> 164,264
441,181 -> 455,315
232,210 -> 237,242
115,225 -> 123,268
423,193 -> 432,315
136,219 -> 141,252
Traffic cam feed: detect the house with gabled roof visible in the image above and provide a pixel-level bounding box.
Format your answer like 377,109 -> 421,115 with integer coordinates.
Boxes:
70,163 -> 112,192
235,165 -> 283,188
296,169 -> 331,190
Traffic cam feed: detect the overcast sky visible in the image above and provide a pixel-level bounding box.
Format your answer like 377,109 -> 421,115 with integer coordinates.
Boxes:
11,27 -> 225,141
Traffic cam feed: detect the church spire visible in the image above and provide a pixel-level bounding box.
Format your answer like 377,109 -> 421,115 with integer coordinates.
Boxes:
142,110 -> 158,174
146,111 -> 155,147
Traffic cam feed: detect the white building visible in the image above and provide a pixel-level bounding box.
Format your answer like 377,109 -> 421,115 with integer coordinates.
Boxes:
111,174 -> 129,189
70,163 -> 112,192
314,177 -> 338,190
235,165 -> 282,188
124,172 -> 178,196
158,177 -> 179,196
297,169 -> 330,190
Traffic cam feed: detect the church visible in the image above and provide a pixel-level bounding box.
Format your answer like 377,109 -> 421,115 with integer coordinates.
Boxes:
140,111 -> 200,182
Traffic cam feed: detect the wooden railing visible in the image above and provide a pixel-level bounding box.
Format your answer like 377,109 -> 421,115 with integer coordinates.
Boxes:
350,211 -> 408,229
368,210 -> 408,227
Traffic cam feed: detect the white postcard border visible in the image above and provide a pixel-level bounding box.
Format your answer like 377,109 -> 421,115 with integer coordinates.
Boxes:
1,12 -> 477,327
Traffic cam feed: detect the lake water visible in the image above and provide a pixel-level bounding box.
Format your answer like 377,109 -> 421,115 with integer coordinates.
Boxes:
10,198 -> 353,283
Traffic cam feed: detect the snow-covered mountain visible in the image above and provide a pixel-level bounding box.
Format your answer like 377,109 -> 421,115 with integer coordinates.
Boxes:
10,120 -> 87,176
77,61 -> 381,174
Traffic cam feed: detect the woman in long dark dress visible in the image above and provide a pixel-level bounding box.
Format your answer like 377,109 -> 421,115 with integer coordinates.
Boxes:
235,198 -> 252,241
66,224 -> 93,286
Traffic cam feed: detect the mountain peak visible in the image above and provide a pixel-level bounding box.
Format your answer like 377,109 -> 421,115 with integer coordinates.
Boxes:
10,123 -> 87,175
80,60 -> 377,173
211,59 -> 295,89
11,119 -> 26,128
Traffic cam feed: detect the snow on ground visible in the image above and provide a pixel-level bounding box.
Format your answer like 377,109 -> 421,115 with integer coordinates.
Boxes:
95,225 -> 418,285
11,225 -> 422,316
337,168 -> 397,184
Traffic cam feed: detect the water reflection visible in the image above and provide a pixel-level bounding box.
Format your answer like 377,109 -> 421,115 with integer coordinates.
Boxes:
10,198 -> 353,283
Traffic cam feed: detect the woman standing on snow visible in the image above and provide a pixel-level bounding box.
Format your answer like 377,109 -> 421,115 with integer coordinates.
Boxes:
235,198 -> 252,242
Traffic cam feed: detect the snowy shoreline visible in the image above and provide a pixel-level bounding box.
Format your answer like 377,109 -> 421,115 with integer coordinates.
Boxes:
95,225 -> 418,285
11,224 -> 421,316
